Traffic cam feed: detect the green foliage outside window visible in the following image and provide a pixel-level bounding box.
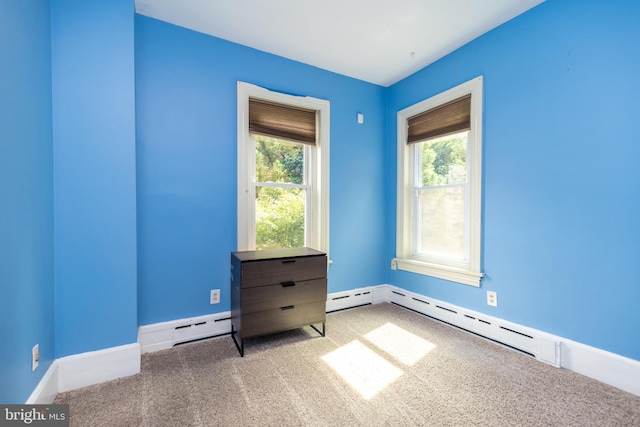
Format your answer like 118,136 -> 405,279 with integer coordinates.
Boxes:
256,136 -> 303,183
256,187 -> 305,249
254,136 -> 305,249
421,133 -> 467,186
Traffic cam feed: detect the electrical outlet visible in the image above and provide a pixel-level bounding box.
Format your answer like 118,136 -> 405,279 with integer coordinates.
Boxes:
487,291 -> 498,307
32,344 -> 39,371
210,289 -> 220,304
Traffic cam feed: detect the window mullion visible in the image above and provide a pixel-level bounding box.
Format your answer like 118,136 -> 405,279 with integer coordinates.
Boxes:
255,182 -> 308,189
304,144 -> 313,248
416,182 -> 466,191
247,134 -> 257,250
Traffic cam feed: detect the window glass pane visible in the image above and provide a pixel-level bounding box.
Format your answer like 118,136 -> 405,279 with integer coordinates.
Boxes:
256,186 -> 305,249
419,132 -> 468,187
416,186 -> 465,260
255,135 -> 304,184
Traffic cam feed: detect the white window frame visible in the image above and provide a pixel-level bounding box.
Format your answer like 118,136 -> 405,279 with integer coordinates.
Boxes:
237,82 -> 330,256
394,76 -> 483,287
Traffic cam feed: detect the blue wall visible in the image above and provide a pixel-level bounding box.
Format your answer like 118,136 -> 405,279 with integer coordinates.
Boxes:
2,0 -> 639,404
0,0 -> 55,403
135,16 -> 387,325
386,0 -> 640,360
51,0 -> 138,357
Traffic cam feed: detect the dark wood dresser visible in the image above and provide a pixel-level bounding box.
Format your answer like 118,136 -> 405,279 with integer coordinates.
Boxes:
230,247 -> 327,356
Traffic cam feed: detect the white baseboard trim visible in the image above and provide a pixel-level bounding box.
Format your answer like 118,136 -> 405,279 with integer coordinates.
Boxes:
560,338 -> 640,396
138,289 -> 381,353
135,284 -> 639,396
375,284 -> 639,396
138,311 -> 232,354
26,360 -> 59,404
378,284 -> 561,366
57,343 -> 140,393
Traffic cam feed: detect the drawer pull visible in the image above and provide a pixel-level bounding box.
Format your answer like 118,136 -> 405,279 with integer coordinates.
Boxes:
282,259 -> 296,264
280,305 -> 295,311
281,281 -> 296,287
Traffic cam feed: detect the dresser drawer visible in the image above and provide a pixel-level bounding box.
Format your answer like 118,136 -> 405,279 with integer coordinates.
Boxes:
240,301 -> 326,339
242,278 -> 327,313
241,255 -> 326,288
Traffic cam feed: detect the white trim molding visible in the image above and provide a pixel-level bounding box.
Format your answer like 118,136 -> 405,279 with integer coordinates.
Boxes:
135,285 -> 639,396
236,81 -> 330,256
393,258 -> 484,287
377,284 -> 640,396
27,285 -> 637,402
396,76 -> 484,287
26,360 -> 59,404
560,338 -> 640,397
56,343 -> 140,393
25,344 -> 140,403
378,285 -> 560,366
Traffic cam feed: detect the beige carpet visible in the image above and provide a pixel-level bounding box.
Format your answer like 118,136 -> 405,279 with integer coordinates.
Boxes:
55,303 -> 640,426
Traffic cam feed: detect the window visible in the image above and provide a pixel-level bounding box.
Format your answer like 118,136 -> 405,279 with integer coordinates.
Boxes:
237,82 -> 330,254
254,135 -> 307,249
395,77 -> 483,286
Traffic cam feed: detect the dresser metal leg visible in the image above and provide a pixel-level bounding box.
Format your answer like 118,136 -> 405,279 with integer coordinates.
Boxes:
231,324 -> 244,357
310,322 -> 325,337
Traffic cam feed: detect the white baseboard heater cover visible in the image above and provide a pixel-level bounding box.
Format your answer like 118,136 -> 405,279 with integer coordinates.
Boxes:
380,286 -> 560,367
138,312 -> 231,354
138,286 -> 560,367
326,287 -> 375,312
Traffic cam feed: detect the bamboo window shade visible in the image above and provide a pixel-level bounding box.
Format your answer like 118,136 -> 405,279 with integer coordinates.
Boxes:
407,94 -> 471,144
249,98 -> 317,145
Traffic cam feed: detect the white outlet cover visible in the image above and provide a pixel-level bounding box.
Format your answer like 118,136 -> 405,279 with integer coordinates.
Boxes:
32,344 -> 39,371
210,290 -> 220,304
487,291 -> 498,307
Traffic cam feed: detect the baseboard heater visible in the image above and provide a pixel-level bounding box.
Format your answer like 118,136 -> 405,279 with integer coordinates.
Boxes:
393,301 -> 536,357
173,317 -> 231,347
326,289 -> 374,313
139,285 -> 560,367
138,312 -> 232,353
383,287 -> 560,367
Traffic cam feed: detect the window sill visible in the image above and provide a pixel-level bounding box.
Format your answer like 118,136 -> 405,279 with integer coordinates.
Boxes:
392,258 -> 483,287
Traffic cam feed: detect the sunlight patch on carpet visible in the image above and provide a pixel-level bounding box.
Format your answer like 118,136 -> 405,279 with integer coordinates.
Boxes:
364,322 -> 436,365
322,340 -> 403,400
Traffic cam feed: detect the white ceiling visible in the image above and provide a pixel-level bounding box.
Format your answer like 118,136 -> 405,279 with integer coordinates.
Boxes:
135,0 -> 544,87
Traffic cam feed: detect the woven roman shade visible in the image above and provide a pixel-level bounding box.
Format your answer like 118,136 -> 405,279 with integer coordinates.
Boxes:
407,94 -> 471,144
249,98 -> 317,145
